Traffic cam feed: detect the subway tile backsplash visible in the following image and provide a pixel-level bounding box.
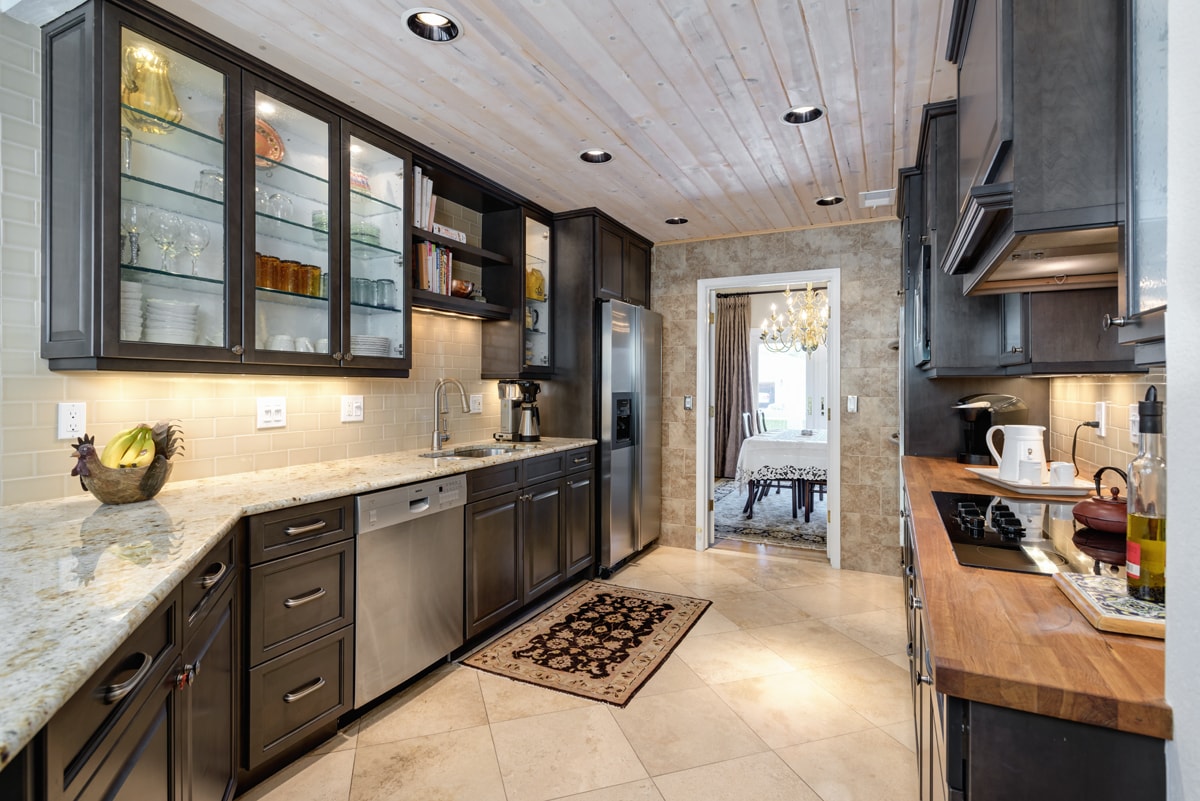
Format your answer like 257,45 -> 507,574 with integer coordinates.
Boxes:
0,14 -> 503,506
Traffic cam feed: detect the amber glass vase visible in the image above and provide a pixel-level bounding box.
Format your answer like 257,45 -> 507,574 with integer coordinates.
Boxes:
121,44 -> 183,133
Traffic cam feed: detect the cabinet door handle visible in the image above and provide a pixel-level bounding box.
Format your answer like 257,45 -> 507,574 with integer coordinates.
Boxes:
196,561 -> 227,590
918,674 -> 934,686
1009,346 -> 1024,353
1103,314 -> 1128,330
344,353 -> 355,362
332,351 -> 344,361
99,652 -> 154,704
231,344 -> 244,355
905,565 -> 914,578
283,676 -> 326,703
573,456 -> 588,464
283,587 -> 327,608
283,520 -> 328,537
911,597 -> 923,610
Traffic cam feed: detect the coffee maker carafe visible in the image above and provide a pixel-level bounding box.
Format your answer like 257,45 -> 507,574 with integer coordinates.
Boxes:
952,394 -> 1028,464
496,380 -> 541,442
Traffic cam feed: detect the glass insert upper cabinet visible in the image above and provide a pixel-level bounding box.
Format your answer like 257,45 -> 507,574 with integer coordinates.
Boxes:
523,216 -> 551,371
341,125 -> 410,365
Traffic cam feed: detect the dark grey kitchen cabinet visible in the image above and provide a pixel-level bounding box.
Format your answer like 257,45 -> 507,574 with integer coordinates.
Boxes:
465,487 -> 524,639
480,209 -> 555,378
556,209 -> 652,308
996,288 -> 1141,374
243,499 -> 353,778
523,479 -> 565,604
564,451 -> 596,578
941,0 -> 1126,293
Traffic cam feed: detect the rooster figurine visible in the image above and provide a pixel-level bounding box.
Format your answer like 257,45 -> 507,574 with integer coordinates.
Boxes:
71,421 -> 184,504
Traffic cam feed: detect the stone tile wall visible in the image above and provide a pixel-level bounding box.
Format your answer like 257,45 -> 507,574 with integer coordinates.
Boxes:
652,221 -> 903,575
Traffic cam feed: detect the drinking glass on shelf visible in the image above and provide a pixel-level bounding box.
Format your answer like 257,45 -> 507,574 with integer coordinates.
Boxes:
182,220 -> 210,276
120,201 -> 146,265
147,211 -> 182,272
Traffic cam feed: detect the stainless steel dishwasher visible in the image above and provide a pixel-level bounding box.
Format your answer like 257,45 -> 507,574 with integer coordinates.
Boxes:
354,473 -> 467,708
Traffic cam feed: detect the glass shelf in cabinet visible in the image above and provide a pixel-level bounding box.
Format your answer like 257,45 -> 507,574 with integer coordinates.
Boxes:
350,189 -> 403,218
526,253 -> 547,266
254,156 -> 329,204
349,237 -> 404,259
255,285 -> 329,308
350,300 -> 405,313
121,175 -> 224,226
121,263 -> 224,293
121,104 -> 224,155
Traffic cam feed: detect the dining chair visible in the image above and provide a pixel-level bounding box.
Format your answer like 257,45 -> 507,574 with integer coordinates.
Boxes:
741,411 -> 754,438
756,409 -> 767,433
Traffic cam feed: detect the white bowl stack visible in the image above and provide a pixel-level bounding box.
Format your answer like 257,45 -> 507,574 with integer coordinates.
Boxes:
120,281 -> 144,341
350,334 -> 391,357
143,298 -> 199,345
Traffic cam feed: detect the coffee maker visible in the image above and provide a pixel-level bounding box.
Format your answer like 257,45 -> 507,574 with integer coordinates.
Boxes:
952,394 -> 1028,464
496,380 -> 541,442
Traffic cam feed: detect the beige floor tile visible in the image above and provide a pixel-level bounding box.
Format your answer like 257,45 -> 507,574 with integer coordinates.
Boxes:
611,686 -> 768,776
673,629 -> 796,684
308,721 -> 359,755
653,751 -> 822,801
745,619 -> 880,669
554,779 -> 665,801
879,719 -> 918,753
685,605 -> 740,636
712,590 -> 812,629
635,654 -> 707,697
728,561 -> 833,591
628,546 -> 714,574
805,656 -> 914,727
605,570 -> 697,596
491,705 -> 647,801
349,725 -> 506,801
771,583 -> 887,618
710,672 -> 874,749
822,607 -> 908,656
237,749 -> 355,801
673,567 -> 766,600
777,728 -> 919,801
475,668 -> 595,722
356,664 -> 488,746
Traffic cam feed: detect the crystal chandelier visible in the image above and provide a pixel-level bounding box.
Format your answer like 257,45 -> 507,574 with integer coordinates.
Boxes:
760,283 -> 830,354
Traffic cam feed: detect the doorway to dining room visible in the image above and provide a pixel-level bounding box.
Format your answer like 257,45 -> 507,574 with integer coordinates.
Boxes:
693,270 -> 842,567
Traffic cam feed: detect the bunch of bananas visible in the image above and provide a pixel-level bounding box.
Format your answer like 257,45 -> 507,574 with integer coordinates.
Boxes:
100,424 -> 157,469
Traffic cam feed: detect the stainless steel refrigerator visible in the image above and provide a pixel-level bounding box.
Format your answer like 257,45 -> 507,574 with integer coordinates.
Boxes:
598,299 -> 662,573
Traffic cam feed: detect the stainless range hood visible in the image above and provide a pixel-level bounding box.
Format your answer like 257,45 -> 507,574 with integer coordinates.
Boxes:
940,182 -> 1120,296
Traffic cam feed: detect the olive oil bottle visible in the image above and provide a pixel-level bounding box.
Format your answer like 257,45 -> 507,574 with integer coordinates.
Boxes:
1126,386 -> 1166,604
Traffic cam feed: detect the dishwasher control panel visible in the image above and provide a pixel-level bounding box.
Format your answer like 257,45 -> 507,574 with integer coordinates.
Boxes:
356,474 -> 468,533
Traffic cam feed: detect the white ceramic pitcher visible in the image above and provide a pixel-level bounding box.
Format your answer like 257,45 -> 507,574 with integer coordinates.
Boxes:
985,424 -> 1046,482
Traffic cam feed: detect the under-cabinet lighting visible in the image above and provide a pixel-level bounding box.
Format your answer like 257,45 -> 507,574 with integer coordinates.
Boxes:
403,7 -> 462,42
414,307 -> 487,321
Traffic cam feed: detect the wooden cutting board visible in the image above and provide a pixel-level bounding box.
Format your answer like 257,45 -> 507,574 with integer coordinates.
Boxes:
1053,573 -> 1166,638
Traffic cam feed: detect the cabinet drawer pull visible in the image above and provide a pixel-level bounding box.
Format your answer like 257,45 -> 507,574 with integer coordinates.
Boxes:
284,520 -> 328,537
572,455 -> 588,464
196,561 -> 228,590
99,652 -> 154,704
283,587 -> 327,608
282,676 -> 326,703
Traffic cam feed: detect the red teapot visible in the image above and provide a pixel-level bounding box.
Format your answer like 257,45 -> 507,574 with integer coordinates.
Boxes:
1071,466 -> 1128,534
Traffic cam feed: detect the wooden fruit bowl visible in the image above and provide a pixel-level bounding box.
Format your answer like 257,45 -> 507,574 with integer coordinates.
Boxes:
82,458 -> 174,505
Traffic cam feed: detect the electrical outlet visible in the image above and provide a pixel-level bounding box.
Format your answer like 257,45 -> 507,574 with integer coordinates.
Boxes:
256,397 -> 287,429
57,402 -> 86,440
340,395 -> 364,423
469,394 -> 483,414
1129,406 -> 1140,445
1094,401 -> 1107,438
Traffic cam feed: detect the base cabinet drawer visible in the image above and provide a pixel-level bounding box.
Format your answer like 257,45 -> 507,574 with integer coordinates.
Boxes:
248,497 -> 353,564
245,629 -> 352,769
248,540 -> 354,666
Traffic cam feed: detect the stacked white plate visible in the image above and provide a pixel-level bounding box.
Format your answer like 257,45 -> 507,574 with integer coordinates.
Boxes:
350,334 -> 391,357
120,282 -> 143,340
143,298 -> 199,345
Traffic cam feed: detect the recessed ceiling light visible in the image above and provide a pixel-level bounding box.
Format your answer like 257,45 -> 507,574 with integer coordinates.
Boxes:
816,195 -> 845,207
665,217 -> 688,225
403,7 -> 462,42
781,105 -> 825,125
579,148 -> 613,163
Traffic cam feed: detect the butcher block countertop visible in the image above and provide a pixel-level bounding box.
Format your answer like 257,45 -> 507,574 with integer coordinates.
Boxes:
904,456 -> 1171,740
0,438 -> 594,770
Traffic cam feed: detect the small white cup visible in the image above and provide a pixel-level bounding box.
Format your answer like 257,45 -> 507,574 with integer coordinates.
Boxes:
315,338 -> 329,353
1017,459 -> 1045,485
268,334 -> 294,351
295,337 -> 314,353
1049,461 -> 1075,486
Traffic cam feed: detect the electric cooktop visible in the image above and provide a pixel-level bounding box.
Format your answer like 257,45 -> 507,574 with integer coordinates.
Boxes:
931,491 -> 1127,576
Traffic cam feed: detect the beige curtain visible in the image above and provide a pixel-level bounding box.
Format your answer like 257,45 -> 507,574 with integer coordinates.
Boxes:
714,294 -> 755,478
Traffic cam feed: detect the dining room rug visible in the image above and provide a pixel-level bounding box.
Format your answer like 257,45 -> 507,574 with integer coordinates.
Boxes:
713,477 -> 827,551
462,581 -> 710,707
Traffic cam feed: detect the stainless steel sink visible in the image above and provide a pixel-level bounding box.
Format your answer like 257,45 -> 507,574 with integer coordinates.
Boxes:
418,444 -> 516,459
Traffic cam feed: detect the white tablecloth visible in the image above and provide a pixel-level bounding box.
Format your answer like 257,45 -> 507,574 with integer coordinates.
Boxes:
734,429 -> 829,491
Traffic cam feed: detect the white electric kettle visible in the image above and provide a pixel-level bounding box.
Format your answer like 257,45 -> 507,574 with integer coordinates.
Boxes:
985,424 -> 1046,482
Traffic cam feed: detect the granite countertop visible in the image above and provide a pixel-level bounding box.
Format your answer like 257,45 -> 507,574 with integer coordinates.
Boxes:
903,455 -> 1171,740
0,437 -> 595,769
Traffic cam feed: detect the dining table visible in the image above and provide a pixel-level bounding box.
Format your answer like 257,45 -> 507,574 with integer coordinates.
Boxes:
734,428 -> 829,521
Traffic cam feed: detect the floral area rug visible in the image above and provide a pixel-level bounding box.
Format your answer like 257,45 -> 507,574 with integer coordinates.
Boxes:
462,581 -> 710,707
713,477 -> 827,551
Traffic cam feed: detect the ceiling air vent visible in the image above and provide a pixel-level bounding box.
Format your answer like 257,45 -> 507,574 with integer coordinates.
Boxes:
859,189 -> 895,208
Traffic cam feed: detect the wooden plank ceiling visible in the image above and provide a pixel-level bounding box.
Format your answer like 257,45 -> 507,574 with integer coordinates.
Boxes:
152,0 -> 957,242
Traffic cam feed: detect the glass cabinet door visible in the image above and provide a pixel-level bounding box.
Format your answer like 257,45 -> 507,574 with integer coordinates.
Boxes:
523,216 -> 551,370
343,128 -> 408,364
118,27 -> 229,352
248,87 -> 334,362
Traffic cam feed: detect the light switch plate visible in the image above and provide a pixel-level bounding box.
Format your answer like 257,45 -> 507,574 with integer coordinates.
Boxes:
256,397 -> 287,429
57,402 -> 86,440
469,394 -> 483,414
684,395 -> 693,411
846,395 -> 859,413
1129,406 -> 1140,445
340,395 -> 364,423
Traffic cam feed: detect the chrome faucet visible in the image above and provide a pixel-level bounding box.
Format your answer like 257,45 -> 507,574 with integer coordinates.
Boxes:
431,377 -> 471,451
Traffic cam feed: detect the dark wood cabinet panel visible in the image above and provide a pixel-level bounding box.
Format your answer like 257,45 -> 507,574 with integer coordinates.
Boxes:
181,579 -> 238,801
596,222 -> 627,302
564,471 -> 595,577
465,492 -> 524,638
248,497 -> 352,565
624,237 -> 650,307
523,481 -> 565,603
